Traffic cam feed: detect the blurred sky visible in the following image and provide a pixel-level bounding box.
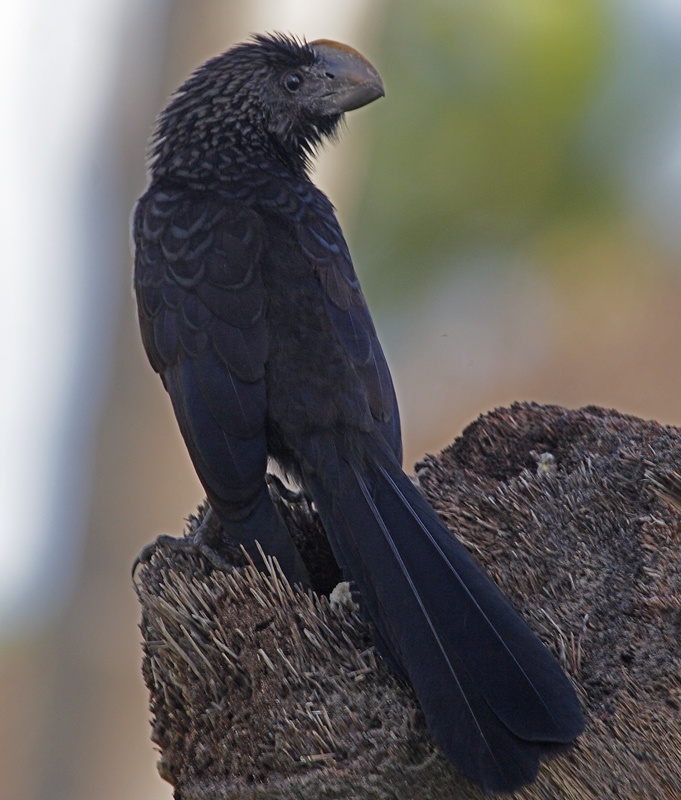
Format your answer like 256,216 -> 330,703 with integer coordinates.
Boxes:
3,0 -> 681,798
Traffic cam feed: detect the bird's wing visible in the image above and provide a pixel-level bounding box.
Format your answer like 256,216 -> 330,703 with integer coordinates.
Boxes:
133,184 -> 270,515
285,183 -> 403,463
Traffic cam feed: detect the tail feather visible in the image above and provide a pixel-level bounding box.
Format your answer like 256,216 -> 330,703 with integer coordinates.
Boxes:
304,441 -> 583,794
374,463 -> 579,740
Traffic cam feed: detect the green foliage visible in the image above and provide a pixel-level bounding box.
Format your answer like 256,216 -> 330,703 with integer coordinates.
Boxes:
353,0 -> 613,304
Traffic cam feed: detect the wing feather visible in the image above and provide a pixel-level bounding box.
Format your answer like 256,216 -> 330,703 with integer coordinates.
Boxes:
273,180 -> 402,460
134,184 -> 270,513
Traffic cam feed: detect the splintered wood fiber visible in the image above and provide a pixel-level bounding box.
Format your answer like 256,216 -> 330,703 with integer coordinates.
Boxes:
136,403 -> 681,799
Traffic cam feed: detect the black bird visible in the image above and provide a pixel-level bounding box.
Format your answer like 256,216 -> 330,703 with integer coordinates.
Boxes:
133,34 -> 583,793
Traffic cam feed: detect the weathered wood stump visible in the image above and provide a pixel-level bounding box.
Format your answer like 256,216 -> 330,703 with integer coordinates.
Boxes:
136,403 -> 681,798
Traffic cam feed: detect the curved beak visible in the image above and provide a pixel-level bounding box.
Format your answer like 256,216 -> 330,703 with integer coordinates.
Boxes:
310,39 -> 385,113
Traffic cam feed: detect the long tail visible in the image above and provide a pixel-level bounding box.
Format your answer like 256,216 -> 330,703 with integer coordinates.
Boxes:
302,438 -> 583,793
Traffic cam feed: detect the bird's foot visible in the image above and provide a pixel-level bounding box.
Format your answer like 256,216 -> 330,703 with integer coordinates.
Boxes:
132,507 -> 233,578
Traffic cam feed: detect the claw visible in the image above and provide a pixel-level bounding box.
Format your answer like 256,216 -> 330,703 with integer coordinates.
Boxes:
132,508 -> 232,578
132,534 -> 177,578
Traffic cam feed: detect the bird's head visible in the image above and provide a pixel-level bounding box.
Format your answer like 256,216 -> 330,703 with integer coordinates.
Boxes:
151,33 -> 384,177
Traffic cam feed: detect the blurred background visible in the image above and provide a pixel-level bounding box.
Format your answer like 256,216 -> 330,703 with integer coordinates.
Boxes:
3,0 -> 681,797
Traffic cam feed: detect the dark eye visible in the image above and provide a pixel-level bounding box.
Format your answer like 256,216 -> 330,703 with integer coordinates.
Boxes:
284,73 -> 303,93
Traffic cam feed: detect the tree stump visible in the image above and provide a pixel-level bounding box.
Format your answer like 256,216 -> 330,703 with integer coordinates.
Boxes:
135,403 -> 681,798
